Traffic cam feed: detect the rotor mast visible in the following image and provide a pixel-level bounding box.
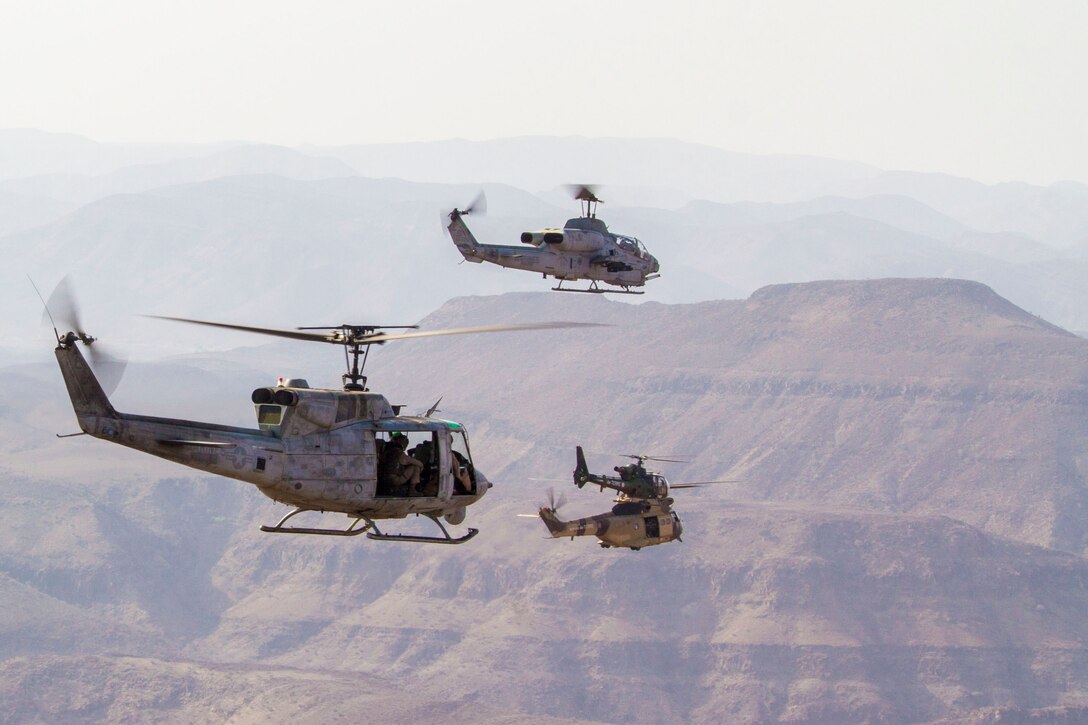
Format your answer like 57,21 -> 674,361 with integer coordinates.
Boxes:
297,324 -> 418,391
573,186 -> 602,219
344,338 -> 370,391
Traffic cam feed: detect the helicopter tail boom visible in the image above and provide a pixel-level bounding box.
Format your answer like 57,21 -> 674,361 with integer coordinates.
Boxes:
572,445 -> 635,495
539,507 -> 609,540
56,337 -> 283,485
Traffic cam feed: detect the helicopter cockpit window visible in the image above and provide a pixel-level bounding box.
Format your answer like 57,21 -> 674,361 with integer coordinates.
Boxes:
451,431 -> 476,495
652,474 -> 668,498
615,235 -> 647,258
256,405 -> 283,433
376,431 -> 440,498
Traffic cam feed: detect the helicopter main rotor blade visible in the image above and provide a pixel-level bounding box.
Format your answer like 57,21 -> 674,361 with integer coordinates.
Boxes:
362,321 -> 603,344
669,480 -> 742,489
147,316 -> 607,346
624,454 -> 688,463
145,316 -> 336,343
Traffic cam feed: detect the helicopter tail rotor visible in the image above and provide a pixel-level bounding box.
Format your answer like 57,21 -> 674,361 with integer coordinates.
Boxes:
39,276 -> 128,395
517,485 -> 567,528
535,487 -> 569,536
544,486 -> 568,513
449,190 -> 487,220
465,190 -> 487,216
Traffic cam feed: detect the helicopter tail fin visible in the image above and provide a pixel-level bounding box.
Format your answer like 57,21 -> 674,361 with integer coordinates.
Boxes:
574,445 -> 590,488
55,337 -> 117,420
446,209 -> 484,263
538,506 -> 568,536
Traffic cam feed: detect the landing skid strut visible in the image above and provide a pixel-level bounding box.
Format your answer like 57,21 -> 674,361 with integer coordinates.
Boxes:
260,508 -> 372,536
367,516 -> 479,545
260,508 -> 478,544
552,279 -> 644,295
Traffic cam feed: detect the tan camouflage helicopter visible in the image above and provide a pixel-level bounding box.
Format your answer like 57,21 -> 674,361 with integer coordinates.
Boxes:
530,447 -> 729,550
445,185 -> 660,294
42,278 -> 598,545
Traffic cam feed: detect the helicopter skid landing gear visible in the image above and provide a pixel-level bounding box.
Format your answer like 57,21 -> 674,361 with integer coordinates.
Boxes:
552,279 -> 644,295
260,508 -> 374,536
260,508 -> 478,544
366,515 -> 479,545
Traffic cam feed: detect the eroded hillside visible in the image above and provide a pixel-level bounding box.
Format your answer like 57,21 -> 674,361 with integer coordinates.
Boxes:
4,280 -> 1088,723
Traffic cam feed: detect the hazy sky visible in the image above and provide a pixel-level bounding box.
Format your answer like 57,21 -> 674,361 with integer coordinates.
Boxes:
3,0 -> 1085,184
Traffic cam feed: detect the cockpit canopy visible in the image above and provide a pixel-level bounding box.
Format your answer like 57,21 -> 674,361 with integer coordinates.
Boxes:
614,234 -> 650,259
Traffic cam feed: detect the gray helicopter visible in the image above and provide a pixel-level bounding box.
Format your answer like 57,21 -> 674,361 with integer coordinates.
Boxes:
445,186 -> 661,294
44,279 -> 598,544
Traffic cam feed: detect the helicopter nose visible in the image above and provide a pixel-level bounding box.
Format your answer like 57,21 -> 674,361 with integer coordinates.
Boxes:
476,470 -> 493,494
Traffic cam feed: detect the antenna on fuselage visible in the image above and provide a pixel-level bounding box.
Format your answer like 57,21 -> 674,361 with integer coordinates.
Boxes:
29,275 -> 60,342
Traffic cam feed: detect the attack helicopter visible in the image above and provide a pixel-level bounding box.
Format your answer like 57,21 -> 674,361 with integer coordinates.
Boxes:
533,447 -> 729,550
44,279 -> 598,544
445,186 -> 660,294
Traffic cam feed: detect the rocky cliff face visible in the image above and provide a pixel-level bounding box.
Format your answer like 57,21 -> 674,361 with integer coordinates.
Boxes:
4,279 -> 1088,723
372,279 -> 1088,555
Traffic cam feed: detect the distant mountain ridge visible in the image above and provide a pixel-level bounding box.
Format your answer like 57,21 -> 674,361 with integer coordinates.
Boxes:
4,171 -> 1088,359
0,144 -> 357,205
3,131 -> 1088,356
0,129 -> 239,180
299,135 -> 1088,244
